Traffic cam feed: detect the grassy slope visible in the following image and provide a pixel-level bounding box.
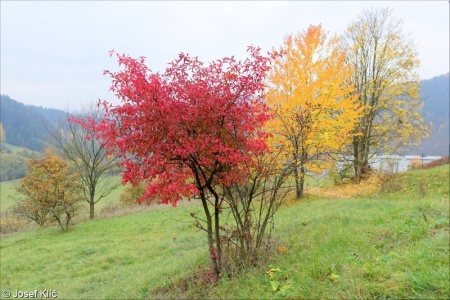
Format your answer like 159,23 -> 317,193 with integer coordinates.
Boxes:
0,202 -> 206,299
0,181 -> 19,212
0,166 -> 448,299
1,143 -> 21,153
1,143 -> 28,212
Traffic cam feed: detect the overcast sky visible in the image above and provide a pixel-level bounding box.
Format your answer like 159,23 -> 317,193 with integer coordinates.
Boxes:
1,1 -> 449,111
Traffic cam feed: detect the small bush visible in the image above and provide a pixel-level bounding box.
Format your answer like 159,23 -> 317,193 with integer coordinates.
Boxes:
119,182 -> 146,207
330,163 -> 355,186
0,211 -> 25,233
100,202 -> 119,215
408,158 -> 422,170
422,156 -> 449,169
380,173 -> 405,193
330,172 -> 353,186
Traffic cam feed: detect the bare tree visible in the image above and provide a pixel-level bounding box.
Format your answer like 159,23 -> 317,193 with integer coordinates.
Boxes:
46,104 -> 120,219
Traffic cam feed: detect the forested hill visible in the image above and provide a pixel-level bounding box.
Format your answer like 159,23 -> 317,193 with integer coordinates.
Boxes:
0,95 -> 68,151
406,73 -> 449,156
0,73 -> 449,155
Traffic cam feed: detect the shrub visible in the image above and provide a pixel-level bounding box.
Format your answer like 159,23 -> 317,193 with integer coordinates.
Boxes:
119,182 -> 146,208
0,211 -> 25,233
380,173 -> 405,193
330,162 -> 356,186
13,150 -> 84,231
100,202 -> 119,215
408,158 -> 422,170
422,156 -> 449,169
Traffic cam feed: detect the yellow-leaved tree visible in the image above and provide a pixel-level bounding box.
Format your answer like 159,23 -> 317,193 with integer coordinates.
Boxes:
266,24 -> 362,198
342,7 -> 429,183
14,149 -> 84,231
0,122 -> 5,142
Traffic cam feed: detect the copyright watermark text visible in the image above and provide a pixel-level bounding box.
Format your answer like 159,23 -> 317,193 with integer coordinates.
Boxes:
2,290 -> 57,299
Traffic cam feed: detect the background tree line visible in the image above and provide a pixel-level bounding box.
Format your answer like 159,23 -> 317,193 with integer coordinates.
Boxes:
0,146 -> 39,181
0,94 -> 67,151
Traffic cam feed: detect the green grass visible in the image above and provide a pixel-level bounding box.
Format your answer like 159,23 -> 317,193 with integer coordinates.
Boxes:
206,197 -> 449,299
0,202 -> 206,299
0,165 -> 448,299
0,181 -> 21,212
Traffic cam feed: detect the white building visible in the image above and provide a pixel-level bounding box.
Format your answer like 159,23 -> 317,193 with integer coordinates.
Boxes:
370,155 -> 442,173
336,154 -> 442,174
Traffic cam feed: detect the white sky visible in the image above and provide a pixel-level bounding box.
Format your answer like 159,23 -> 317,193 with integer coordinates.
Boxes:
1,1 -> 449,111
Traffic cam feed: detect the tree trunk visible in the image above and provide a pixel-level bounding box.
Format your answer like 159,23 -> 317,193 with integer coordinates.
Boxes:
214,195 -> 222,273
54,215 -> 65,231
88,186 -> 96,219
353,136 -> 363,184
354,163 -> 362,184
297,174 -> 304,198
295,152 -> 306,199
89,202 -> 95,219
295,176 -> 302,199
354,152 -> 372,183
65,213 -> 71,231
200,191 -> 220,277
294,155 -> 303,199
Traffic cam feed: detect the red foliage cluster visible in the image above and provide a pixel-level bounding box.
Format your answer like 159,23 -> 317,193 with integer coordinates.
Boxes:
73,47 -> 274,206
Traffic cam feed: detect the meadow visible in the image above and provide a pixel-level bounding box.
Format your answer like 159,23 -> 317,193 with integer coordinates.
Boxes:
0,165 -> 448,299
0,181 -> 18,212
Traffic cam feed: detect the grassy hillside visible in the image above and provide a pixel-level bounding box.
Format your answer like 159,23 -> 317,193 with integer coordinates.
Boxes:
0,181 -> 19,212
1,143 -> 21,153
0,166 -> 448,299
1,95 -> 68,152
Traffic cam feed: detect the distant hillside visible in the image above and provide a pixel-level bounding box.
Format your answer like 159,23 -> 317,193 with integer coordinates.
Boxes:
405,73 -> 449,156
0,143 -> 39,181
0,95 -> 68,151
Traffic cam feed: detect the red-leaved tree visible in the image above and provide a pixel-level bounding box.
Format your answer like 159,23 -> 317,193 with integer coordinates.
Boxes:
74,46 -> 274,276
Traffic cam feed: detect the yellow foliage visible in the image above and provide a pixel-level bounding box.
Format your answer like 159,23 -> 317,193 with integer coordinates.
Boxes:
310,175 -> 383,198
119,182 -> 146,207
278,245 -> 287,254
329,273 -> 340,282
14,149 -> 83,230
0,122 -> 4,142
343,7 -> 429,182
266,24 -> 363,196
409,158 -> 422,170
